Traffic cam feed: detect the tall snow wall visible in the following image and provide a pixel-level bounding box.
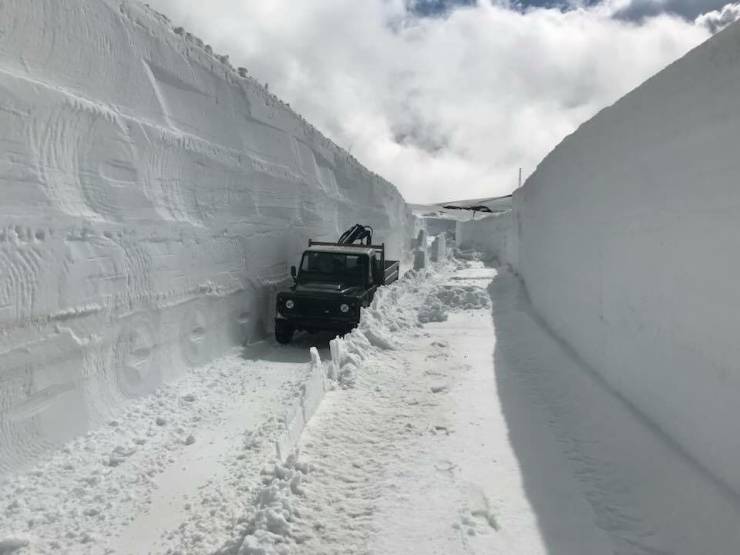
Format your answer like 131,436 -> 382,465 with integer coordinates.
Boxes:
514,23 -> 740,494
0,0 -> 411,472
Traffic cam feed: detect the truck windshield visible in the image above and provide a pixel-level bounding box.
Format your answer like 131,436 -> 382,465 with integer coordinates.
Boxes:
299,252 -> 367,285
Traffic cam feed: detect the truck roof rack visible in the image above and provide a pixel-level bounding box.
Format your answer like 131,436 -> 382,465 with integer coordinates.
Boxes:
308,239 -> 385,251
308,225 -> 387,268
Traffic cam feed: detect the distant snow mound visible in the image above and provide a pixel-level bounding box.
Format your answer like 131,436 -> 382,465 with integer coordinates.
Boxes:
418,284 -> 490,324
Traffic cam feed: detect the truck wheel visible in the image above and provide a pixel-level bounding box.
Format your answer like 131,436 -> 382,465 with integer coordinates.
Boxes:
275,321 -> 294,344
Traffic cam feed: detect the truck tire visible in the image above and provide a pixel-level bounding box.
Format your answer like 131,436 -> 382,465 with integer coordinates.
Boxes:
275,321 -> 294,344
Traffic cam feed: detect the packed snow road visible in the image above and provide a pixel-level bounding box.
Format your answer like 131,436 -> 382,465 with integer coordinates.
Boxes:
2,259 -> 740,554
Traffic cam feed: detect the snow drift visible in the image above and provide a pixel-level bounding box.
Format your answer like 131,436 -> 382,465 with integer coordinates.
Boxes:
0,0 -> 410,472
513,23 -> 740,494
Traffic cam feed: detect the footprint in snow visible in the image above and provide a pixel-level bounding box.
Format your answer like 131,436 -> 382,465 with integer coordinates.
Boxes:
459,485 -> 500,533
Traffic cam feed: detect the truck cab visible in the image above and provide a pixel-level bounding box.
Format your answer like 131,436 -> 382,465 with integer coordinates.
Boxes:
275,238 -> 399,344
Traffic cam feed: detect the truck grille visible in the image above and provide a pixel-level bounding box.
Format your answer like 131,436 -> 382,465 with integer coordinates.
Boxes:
295,298 -> 340,317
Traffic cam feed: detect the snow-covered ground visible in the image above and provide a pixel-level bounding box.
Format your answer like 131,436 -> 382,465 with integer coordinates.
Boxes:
0,336 -> 326,554
0,0 -> 410,473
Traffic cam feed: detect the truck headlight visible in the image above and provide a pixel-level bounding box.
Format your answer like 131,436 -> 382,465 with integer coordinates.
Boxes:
285,299 -> 295,309
340,303 -> 350,313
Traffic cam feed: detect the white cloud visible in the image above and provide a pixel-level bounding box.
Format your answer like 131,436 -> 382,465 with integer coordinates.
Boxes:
147,0 -> 710,203
695,2 -> 740,32
607,0 -> 730,20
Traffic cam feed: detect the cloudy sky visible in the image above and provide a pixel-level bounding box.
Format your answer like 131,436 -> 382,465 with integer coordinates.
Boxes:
147,0 -> 737,203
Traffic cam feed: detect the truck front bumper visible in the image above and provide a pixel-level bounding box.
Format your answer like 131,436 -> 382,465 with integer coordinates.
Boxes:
275,315 -> 358,333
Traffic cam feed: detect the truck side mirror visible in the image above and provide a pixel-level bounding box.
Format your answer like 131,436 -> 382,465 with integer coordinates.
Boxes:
290,265 -> 297,279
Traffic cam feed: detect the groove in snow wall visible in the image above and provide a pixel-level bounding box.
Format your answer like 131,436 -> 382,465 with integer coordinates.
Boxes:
0,0 -> 411,472
513,23 -> 740,494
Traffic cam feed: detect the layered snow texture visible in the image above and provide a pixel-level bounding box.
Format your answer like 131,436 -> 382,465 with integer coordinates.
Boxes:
512,22 -> 740,495
0,0 -> 410,473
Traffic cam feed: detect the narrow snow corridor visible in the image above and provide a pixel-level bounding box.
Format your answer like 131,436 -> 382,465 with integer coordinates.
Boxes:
277,263 -> 610,554
4,261 -> 740,554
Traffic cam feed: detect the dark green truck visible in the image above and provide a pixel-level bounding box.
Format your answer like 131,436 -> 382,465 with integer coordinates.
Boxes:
274,226 -> 399,344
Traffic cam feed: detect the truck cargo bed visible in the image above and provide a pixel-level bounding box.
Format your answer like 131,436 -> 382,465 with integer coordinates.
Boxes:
383,260 -> 399,285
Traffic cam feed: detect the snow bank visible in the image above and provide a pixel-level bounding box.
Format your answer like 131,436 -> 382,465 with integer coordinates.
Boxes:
513,23 -> 740,494
329,269 -> 436,387
328,259 -> 486,386
274,348 -> 326,460
0,0 -> 410,473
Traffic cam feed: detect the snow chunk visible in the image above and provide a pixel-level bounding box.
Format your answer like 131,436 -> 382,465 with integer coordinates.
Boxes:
418,284 -> 490,323
235,458 -> 310,554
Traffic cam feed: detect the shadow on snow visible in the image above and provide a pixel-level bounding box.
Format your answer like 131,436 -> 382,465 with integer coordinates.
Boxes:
488,267 -> 740,555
